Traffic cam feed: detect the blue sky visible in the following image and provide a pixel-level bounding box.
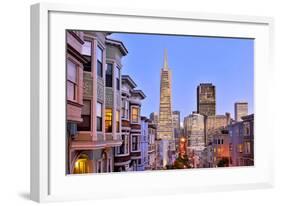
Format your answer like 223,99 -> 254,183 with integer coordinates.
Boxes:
109,33 -> 254,122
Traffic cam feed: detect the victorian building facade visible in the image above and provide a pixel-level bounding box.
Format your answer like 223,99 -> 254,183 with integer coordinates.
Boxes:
66,31 -> 129,174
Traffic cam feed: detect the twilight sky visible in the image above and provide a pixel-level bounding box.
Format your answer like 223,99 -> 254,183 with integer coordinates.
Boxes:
109,33 -> 254,122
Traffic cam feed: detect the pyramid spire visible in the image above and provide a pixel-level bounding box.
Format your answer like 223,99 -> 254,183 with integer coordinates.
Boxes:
163,48 -> 169,70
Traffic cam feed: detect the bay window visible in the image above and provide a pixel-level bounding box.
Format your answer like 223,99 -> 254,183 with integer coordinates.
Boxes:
116,66 -> 120,91
82,40 -> 92,72
96,102 -> 102,131
131,107 -> 139,123
116,110 -> 120,132
121,99 -> 129,119
132,135 -> 140,151
106,63 -> 113,87
105,108 -> 112,132
67,59 -> 77,101
116,135 -> 129,155
77,100 -> 91,131
97,46 -> 103,77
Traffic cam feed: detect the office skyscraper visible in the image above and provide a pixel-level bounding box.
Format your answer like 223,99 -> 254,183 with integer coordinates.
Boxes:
197,83 -> 216,116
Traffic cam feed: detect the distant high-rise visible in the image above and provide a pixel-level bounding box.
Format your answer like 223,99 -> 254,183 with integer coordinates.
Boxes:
149,112 -> 159,125
234,102 -> 248,121
157,49 -> 174,141
197,83 -> 216,116
172,111 -> 180,139
184,112 -> 205,149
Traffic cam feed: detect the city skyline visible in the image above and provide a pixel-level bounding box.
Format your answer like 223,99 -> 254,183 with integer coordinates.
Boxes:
66,30 -> 254,174
109,33 -> 254,121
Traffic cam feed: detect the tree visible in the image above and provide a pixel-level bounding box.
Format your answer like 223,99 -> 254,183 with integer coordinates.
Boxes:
217,157 -> 229,167
173,154 -> 191,169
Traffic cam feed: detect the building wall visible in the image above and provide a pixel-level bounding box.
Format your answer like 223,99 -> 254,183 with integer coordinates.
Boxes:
205,113 -> 231,144
228,121 -> 244,166
241,114 -> 254,166
148,123 -> 157,170
139,117 -> 149,171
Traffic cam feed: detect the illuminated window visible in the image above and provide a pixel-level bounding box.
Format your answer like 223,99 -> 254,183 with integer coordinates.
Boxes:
67,59 -> 77,101
238,144 -> 243,153
97,46 -> 103,77
116,110 -> 120,132
105,108 -> 112,132
77,100 -> 91,131
96,102 -> 102,131
131,107 -> 139,123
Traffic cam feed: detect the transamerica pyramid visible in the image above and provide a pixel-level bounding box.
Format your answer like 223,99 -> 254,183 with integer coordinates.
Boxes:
157,49 -> 174,141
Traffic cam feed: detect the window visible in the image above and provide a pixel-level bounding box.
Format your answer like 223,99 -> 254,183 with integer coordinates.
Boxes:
96,102 -> 102,131
105,108 -> 112,132
82,41 -> 92,56
106,63 -> 113,87
244,142 -> 251,154
121,99 -> 129,119
116,135 -> 129,155
238,144 -> 243,153
131,107 -> 139,123
82,41 -> 92,72
96,46 -> 103,77
67,60 -> 77,101
77,100 -> 91,131
116,110 -> 120,133
116,66 -> 120,90
132,135 -> 139,151
221,139 -> 224,144
243,122 -> 250,136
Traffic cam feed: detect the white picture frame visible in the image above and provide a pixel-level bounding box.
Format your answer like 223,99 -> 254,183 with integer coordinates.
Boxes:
30,2 -> 274,203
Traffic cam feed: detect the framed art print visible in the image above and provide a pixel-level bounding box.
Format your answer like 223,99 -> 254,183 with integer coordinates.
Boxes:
30,3 -> 274,202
